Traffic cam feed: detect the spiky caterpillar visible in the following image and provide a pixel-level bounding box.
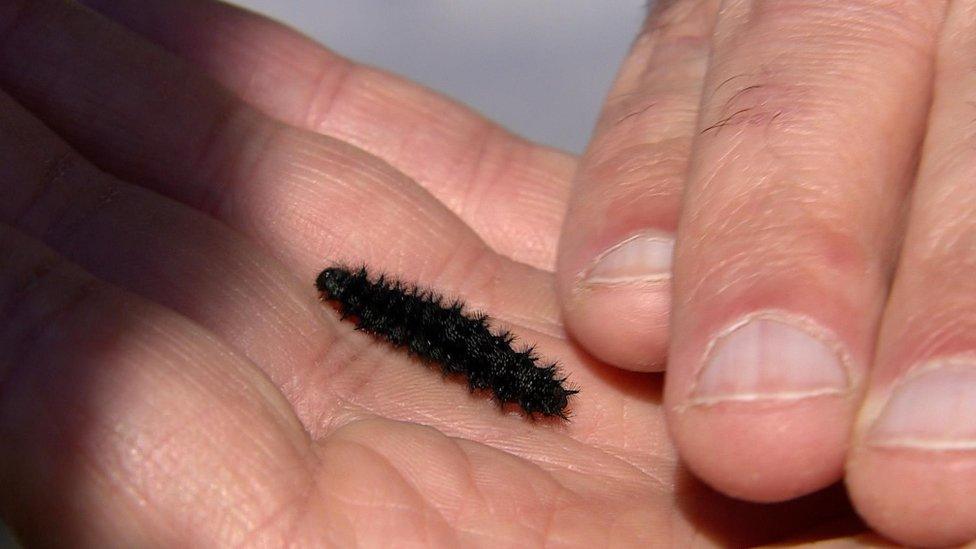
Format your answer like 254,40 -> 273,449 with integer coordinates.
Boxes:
315,266 -> 577,419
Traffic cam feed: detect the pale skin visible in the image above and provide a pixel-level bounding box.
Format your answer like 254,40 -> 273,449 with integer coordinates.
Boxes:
0,0 -> 969,547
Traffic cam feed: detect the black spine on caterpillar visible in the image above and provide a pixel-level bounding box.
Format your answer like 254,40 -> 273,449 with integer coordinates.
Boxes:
315,266 -> 578,419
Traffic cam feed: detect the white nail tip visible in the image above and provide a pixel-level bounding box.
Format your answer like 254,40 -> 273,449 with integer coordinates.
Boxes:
869,358 -> 976,450
583,232 -> 674,285
689,313 -> 850,405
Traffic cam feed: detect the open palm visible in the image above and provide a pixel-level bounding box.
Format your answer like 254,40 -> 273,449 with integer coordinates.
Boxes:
0,1 -> 866,546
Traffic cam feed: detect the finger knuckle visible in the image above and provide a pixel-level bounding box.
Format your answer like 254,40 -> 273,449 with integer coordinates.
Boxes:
685,209 -> 877,305
0,248 -> 104,413
699,75 -> 813,139
584,136 -> 690,203
15,152 -> 124,242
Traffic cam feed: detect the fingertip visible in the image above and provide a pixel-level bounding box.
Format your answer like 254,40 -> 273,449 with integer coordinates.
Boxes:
561,279 -> 671,372
845,361 -> 976,546
668,396 -> 851,503
847,446 -> 976,547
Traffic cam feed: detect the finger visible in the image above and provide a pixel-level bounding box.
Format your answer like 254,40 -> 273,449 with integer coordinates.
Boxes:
22,0 -> 573,270
847,2 -> 976,544
665,1 -> 945,502
556,0 -> 717,372
0,225 -> 318,545
0,1 -> 558,325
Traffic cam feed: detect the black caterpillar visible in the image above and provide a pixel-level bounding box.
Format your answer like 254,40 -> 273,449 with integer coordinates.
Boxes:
315,266 -> 577,419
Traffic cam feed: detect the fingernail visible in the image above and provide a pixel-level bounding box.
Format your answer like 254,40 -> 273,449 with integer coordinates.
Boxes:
583,232 -> 674,284
868,358 -> 976,450
690,314 -> 850,404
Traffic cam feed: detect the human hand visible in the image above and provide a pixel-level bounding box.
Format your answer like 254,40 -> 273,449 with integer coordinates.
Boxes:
0,0 -> 865,546
556,1 -> 975,545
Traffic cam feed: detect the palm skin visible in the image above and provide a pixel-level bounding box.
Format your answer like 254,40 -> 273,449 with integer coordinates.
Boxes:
0,0 -> 874,546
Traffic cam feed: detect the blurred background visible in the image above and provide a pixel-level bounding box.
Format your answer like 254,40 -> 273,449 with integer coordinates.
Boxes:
225,0 -> 645,153
0,2 -> 644,546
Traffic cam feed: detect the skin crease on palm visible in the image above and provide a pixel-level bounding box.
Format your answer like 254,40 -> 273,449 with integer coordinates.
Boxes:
0,1 -> 971,548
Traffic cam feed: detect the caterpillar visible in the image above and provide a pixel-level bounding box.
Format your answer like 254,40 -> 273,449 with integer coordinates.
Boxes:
315,266 -> 577,419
